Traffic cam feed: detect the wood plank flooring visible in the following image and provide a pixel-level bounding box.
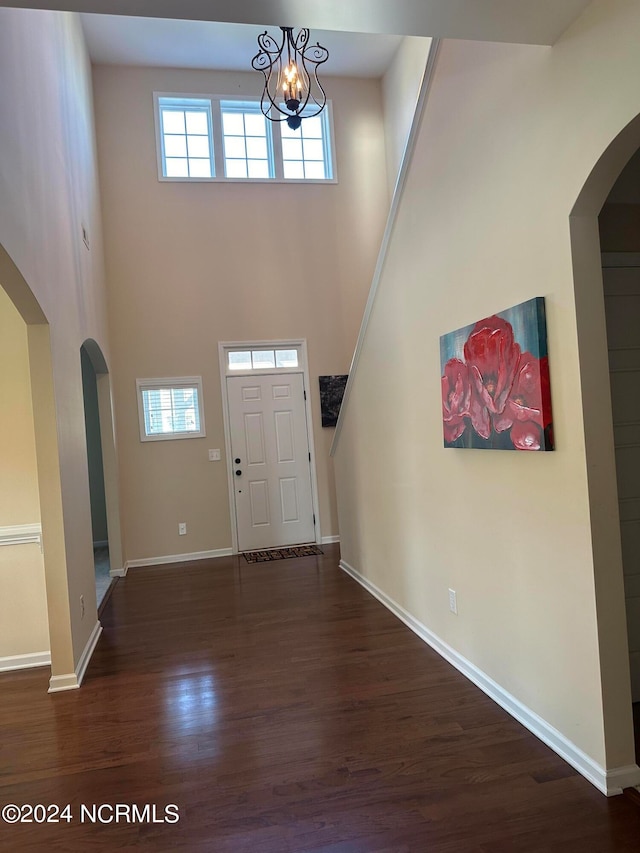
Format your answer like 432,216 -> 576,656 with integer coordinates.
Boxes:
1,544 -> 640,851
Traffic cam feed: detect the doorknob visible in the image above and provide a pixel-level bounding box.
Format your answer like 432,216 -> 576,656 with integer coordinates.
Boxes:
235,458 -> 241,464
235,469 -> 242,476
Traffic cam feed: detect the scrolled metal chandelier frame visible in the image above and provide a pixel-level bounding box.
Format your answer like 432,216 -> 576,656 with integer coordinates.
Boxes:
251,26 -> 329,131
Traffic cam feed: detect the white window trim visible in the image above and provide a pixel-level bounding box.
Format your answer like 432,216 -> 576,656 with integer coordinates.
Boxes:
154,94 -> 216,182
136,376 -> 206,442
154,92 -> 337,184
218,339 -> 322,553
225,344 -> 302,374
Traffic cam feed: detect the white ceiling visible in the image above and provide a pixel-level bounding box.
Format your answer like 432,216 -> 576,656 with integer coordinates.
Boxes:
80,16 -> 404,77
2,1 -> 593,47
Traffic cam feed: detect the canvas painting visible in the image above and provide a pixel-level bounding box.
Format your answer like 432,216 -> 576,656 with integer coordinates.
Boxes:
440,297 -> 554,451
319,375 -> 348,427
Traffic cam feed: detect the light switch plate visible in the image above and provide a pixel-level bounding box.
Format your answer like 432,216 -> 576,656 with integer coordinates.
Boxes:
208,449 -> 221,461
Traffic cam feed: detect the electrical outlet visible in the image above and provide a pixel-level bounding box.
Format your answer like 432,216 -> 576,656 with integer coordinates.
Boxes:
208,449 -> 221,461
178,522 -> 187,535
448,588 -> 458,615
80,594 -> 85,619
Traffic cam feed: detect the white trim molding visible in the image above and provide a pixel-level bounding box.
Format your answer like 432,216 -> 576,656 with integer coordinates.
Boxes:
48,621 -> 102,693
0,523 -> 42,549
321,535 -> 340,545
124,548 -> 233,570
109,566 -> 127,578
0,651 -> 51,672
340,558 -> 640,797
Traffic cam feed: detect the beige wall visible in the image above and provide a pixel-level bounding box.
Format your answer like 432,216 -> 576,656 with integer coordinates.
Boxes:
381,37 -> 432,197
92,65 -> 389,562
0,8 -> 110,678
0,286 -> 49,660
334,0 -> 640,779
0,288 -> 40,526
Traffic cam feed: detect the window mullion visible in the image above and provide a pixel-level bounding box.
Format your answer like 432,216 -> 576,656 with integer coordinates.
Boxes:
211,98 -> 225,179
271,119 -> 284,180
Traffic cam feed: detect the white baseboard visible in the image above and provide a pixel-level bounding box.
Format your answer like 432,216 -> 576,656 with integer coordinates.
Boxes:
124,548 -> 233,570
0,650 -> 51,672
321,535 -> 340,545
48,620 -> 102,693
48,672 -> 81,692
340,559 -> 640,797
109,566 -> 127,578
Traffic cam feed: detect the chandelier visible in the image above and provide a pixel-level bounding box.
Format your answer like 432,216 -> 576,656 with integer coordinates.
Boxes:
251,27 -> 329,131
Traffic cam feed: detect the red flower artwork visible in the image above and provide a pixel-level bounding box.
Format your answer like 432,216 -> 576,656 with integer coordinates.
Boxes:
441,359 -> 471,443
440,299 -> 554,451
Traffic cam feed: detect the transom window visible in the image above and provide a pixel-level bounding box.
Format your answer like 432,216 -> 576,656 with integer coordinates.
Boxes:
136,377 -> 206,441
157,97 -> 214,178
155,94 -> 335,183
227,348 -> 299,371
221,102 -> 273,179
281,112 -> 331,180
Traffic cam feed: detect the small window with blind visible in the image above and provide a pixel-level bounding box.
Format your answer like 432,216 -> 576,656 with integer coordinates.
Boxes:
136,377 -> 206,441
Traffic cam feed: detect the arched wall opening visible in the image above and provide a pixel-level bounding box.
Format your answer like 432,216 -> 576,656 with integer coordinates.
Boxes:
570,111 -> 640,777
0,244 -> 75,685
80,339 -> 124,604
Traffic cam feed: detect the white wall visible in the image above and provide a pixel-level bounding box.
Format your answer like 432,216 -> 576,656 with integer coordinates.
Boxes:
381,37 -> 432,197
334,0 -> 640,789
0,8 -> 109,680
92,65 -> 389,562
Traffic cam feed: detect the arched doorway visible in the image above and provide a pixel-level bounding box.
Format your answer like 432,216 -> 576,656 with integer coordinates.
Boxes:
570,112 -> 640,781
80,339 -> 123,607
0,244 -> 76,687
597,151 -> 640,763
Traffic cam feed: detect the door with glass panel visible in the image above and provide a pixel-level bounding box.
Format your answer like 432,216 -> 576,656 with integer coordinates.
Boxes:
226,352 -> 315,551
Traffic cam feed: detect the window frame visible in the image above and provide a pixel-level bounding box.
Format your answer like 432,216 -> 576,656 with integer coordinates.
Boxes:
278,106 -> 334,181
219,99 -> 275,181
155,95 -> 216,182
154,92 -> 337,184
226,346 -> 302,373
136,376 -> 206,442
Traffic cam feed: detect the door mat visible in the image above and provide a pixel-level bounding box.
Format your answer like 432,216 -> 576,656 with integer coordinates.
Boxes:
243,545 -> 324,563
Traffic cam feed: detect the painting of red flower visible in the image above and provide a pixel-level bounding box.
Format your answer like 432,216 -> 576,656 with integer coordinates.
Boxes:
440,297 -> 554,451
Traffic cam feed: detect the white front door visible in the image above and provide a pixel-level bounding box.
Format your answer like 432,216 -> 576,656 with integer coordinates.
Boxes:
227,373 -> 315,551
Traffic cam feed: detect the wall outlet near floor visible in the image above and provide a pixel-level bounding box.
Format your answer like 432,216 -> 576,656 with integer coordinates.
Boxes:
178,522 -> 187,535
448,588 -> 458,615
80,594 -> 85,619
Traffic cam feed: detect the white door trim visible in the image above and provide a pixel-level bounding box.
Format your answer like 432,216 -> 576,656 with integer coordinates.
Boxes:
218,339 -> 321,553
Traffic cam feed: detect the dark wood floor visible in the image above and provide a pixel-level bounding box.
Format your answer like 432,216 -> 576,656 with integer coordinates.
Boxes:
1,544 -> 640,851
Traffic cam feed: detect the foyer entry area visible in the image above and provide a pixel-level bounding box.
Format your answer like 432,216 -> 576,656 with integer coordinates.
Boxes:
1,546 -> 640,850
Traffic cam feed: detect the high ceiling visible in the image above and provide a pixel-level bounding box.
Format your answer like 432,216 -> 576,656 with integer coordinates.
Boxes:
0,1 -> 594,46
80,16 -> 404,77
